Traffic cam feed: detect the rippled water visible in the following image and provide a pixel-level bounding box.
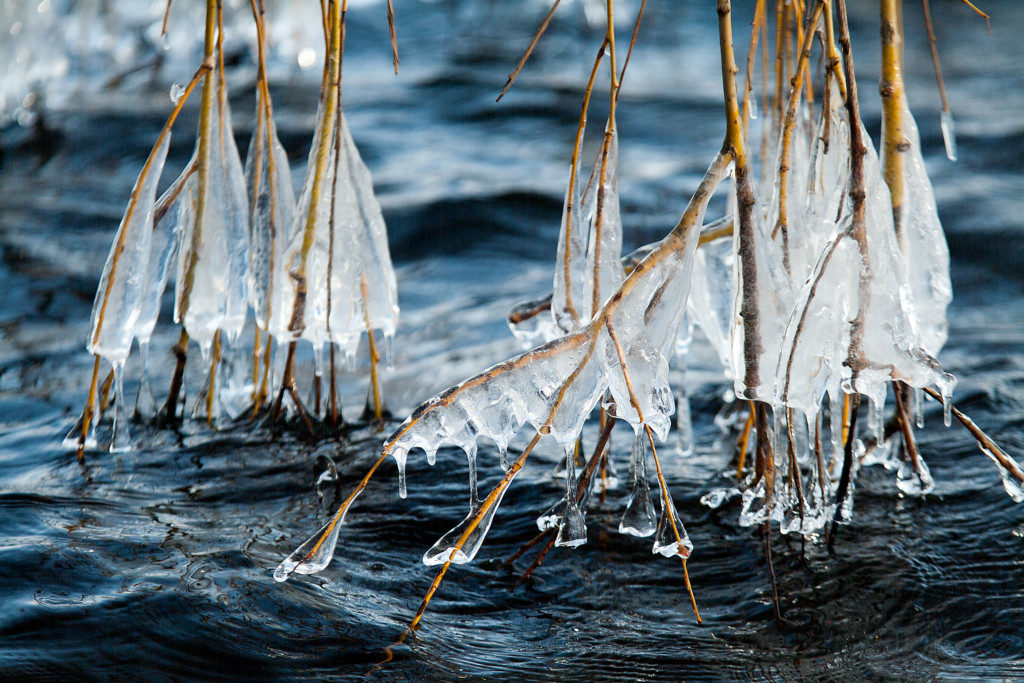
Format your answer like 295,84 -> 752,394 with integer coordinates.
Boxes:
2,0 -> 1024,678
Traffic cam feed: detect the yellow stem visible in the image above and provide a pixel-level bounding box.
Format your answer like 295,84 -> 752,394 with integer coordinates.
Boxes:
879,0 -> 907,234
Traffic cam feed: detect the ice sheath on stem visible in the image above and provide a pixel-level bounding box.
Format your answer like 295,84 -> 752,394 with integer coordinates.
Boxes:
273,0 -> 398,421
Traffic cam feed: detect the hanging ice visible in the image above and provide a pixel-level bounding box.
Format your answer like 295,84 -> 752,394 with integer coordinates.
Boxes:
775,122 -> 955,416
174,76 -> 229,355
245,86 -> 296,339
882,100 -> 952,356
729,173 -> 794,403
275,103 -> 398,362
87,133 -> 171,364
619,432 -> 656,537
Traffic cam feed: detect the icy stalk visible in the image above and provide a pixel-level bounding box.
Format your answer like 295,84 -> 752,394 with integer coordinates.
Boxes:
274,0 -> 399,420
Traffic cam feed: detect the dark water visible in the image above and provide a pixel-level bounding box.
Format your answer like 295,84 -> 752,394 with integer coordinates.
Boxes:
2,1 -> 1024,679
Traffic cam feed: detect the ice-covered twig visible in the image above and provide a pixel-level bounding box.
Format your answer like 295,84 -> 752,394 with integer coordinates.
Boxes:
771,0 -> 825,274
922,387 -> 1024,501
75,56 -> 211,455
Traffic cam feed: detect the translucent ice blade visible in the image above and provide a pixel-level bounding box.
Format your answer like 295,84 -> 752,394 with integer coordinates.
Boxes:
886,101 -> 952,355
686,230 -> 734,372
422,469 -> 518,566
331,114 -> 399,340
245,87 -> 297,333
134,171 -> 183,345
88,133 -> 171,363
940,110 -> 957,162
213,77 -> 251,341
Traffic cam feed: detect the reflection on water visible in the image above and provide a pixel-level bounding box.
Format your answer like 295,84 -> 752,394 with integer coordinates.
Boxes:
1,0 -> 1023,678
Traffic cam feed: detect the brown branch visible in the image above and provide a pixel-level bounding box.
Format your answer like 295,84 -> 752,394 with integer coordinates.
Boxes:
496,0 -> 563,102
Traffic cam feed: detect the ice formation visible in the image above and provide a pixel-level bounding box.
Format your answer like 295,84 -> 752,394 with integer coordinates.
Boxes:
551,121 -> 625,335
173,63 -> 250,360
277,214 -> 710,577
883,100 -> 952,356
275,106 -> 399,364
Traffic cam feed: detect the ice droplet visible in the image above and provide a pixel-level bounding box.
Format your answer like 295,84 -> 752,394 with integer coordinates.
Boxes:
896,458 -> 935,496
170,82 -> 186,104
423,469 -> 520,566
675,386 -> 694,457
536,496 -> 564,531
913,387 -> 924,429
940,110 -> 958,162
274,516 -> 344,581
700,488 -> 734,509
556,443 -> 587,548
652,492 -> 692,559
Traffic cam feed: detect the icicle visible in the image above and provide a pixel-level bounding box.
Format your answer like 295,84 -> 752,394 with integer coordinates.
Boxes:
913,387 -> 924,429
309,344 -> 325,409
940,110 -> 957,162
748,94 -> 759,121
652,490 -> 692,559
619,433 -> 657,536
465,442 -> 479,508
868,397 -> 884,446
498,445 -> 510,473
939,382 -> 953,427
828,390 -> 845,467
109,361 -> 131,453
675,384 -> 694,457
382,332 -> 394,371
423,469 -> 521,566
135,339 -> 156,419
556,443 -> 587,548
394,447 -> 408,499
